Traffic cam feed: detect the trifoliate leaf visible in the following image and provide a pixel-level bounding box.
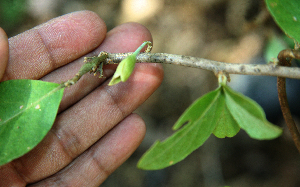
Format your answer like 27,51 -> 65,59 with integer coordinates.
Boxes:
138,83 -> 282,170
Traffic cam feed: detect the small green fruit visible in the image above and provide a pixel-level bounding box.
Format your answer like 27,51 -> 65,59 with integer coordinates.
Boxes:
108,55 -> 136,85
108,41 -> 152,86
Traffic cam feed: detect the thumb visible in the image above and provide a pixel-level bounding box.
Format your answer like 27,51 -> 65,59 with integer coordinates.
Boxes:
0,27 -> 9,81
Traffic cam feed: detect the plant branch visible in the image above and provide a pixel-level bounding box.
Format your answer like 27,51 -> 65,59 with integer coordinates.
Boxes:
277,49 -> 300,153
60,46 -> 300,153
105,52 -> 300,79
62,51 -> 108,87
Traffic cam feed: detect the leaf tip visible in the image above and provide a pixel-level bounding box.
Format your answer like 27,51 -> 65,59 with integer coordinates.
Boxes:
172,120 -> 189,130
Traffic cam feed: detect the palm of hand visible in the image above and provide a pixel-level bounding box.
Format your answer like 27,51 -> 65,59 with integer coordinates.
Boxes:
0,11 -> 163,186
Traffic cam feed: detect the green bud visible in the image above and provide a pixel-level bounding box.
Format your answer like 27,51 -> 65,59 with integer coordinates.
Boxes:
108,55 -> 136,86
108,41 -> 152,86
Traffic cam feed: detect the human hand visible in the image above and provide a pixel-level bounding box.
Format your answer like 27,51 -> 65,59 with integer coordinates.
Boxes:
0,11 -> 163,186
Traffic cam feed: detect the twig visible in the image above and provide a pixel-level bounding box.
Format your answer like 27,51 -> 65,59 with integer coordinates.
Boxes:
60,47 -> 300,152
277,49 -> 300,153
105,52 -> 300,79
62,51 -> 108,87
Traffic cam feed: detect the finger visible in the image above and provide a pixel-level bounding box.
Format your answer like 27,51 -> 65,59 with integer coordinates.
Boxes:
41,22 -> 155,112
2,10 -> 106,81
11,37 -> 163,184
29,113 -> 146,187
13,59 -> 163,183
0,27 -> 9,80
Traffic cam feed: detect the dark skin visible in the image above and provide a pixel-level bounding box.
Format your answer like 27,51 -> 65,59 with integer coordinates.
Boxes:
0,11 -> 164,186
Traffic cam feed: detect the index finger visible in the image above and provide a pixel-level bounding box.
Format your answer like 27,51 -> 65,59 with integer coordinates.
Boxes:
1,10 -> 106,81
0,27 -> 9,79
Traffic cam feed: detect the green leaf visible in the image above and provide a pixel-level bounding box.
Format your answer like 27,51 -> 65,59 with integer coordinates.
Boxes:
223,85 -> 282,140
0,80 -> 64,166
265,0 -> 300,43
138,82 -> 282,170
138,88 -> 224,170
212,101 -> 240,138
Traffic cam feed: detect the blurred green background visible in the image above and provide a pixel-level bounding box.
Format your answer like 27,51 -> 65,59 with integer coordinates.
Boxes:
1,0 -> 300,186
